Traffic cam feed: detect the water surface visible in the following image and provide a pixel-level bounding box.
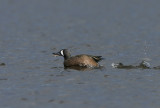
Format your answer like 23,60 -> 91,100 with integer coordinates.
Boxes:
0,0 -> 160,108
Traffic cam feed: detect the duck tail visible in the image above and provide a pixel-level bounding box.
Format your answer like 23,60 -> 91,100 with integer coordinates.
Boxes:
92,56 -> 104,62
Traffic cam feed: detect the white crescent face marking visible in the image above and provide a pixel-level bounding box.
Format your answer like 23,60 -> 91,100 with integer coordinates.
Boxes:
60,50 -> 64,56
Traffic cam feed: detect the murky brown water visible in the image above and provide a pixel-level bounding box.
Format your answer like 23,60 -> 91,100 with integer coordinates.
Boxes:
0,0 -> 160,108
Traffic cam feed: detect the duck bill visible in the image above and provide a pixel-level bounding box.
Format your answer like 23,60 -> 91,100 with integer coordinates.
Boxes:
52,52 -> 61,56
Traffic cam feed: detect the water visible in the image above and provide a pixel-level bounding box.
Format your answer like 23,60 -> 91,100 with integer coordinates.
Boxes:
0,0 -> 160,108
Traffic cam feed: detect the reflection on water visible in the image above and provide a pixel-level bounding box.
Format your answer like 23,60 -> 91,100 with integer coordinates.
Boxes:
65,66 -> 93,71
64,66 -> 104,71
51,65 -> 105,71
64,66 -> 100,71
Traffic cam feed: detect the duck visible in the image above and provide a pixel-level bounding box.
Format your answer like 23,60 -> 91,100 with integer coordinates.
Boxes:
52,49 -> 103,68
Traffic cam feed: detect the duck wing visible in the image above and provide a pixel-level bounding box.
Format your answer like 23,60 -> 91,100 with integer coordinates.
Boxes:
74,54 -> 104,62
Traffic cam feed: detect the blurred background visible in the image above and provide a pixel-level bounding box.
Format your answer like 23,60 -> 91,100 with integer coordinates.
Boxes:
0,0 -> 160,108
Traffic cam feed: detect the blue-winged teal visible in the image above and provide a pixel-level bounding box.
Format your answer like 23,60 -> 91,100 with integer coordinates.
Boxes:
53,49 -> 103,68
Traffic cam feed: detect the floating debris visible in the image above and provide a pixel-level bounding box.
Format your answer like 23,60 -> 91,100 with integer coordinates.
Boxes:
48,99 -> 55,103
0,63 -> 5,66
153,66 -> 160,69
138,60 -> 151,69
112,60 -> 151,69
0,78 -> 7,80
111,63 -> 135,69
104,75 -> 109,77
111,63 -> 123,68
21,98 -> 28,101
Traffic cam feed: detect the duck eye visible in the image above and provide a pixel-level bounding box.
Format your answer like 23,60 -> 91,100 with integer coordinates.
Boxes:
60,50 -> 64,56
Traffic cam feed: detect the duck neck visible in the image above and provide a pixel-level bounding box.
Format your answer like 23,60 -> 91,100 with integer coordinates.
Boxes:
64,55 -> 71,60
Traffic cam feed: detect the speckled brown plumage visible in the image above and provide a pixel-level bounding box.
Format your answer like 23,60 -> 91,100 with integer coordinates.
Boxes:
64,55 -> 99,67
